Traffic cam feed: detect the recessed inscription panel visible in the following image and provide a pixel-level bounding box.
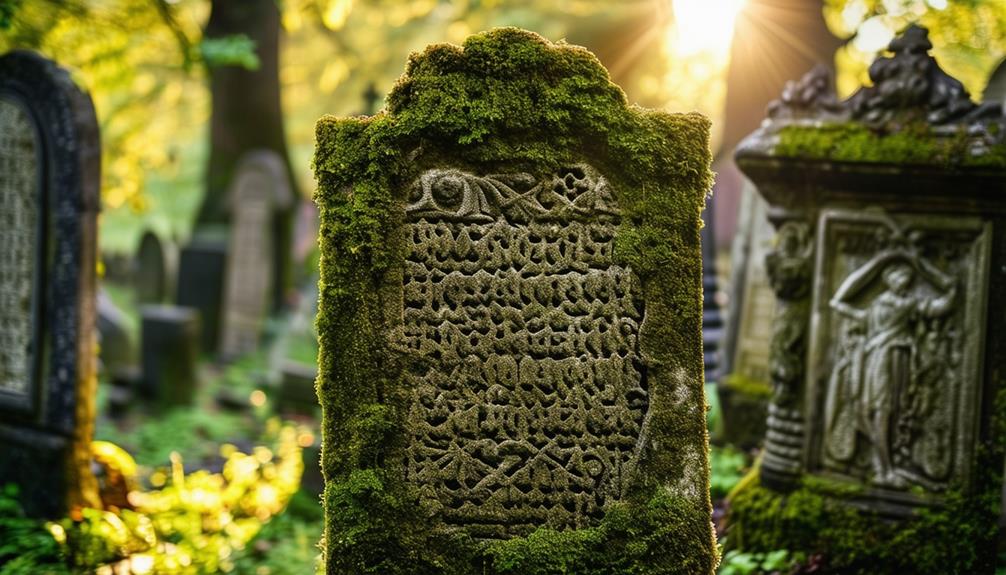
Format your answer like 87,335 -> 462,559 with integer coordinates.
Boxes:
402,167 -> 647,538
0,97 -> 39,398
808,210 -> 990,494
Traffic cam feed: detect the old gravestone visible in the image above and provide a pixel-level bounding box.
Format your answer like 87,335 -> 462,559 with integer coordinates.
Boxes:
314,29 -> 716,574
220,150 -> 293,359
176,225 -> 227,352
0,51 -> 101,516
716,182 -> 774,447
134,229 -> 177,305
729,26 -> 1006,573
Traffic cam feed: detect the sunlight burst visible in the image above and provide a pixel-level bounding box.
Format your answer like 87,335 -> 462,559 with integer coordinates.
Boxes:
669,0 -> 748,56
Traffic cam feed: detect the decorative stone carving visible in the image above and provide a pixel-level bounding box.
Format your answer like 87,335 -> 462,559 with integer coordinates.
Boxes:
314,29 -> 715,573
402,167 -> 646,538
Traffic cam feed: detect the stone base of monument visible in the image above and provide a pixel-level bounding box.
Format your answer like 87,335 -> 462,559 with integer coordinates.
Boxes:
716,374 -> 770,450
176,226 -> 228,354
140,305 -> 201,407
276,361 -> 317,416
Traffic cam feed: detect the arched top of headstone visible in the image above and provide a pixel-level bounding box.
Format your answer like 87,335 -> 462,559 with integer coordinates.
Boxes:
315,28 -> 712,275
226,149 -> 294,212
737,25 -> 1006,169
0,50 -> 101,213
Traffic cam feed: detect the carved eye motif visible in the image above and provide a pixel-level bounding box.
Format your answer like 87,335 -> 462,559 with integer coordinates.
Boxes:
432,174 -> 465,212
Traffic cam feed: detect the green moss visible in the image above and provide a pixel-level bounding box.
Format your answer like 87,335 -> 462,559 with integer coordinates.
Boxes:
726,466 -> 1000,574
721,374 -> 771,400
314,27 -> 715,574
774,123 -> 1006,168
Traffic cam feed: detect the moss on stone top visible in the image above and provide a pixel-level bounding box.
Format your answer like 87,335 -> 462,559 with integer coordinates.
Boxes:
314,27 -> 715,574
771,122 -> 1006,168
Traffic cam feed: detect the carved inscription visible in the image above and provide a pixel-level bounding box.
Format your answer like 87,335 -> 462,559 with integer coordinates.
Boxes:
403,167 -> 647,538
810,210 -> 989,493
0,98 -> 38,397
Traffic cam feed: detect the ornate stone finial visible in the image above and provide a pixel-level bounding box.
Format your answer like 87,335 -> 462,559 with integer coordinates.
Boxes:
767,64 -> 841,120
739,24 -> 1005,165
852,24 -> 976,126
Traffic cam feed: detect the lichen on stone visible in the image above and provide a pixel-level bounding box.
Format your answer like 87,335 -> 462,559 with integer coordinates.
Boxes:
313,27 -> 715,574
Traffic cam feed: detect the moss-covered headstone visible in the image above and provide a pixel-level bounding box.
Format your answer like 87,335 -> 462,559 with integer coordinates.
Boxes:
313,29 -> 715,574
730,25 -> 1006,574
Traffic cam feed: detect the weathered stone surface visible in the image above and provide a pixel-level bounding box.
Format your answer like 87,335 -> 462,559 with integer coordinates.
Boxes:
220,150 -> 293,359
314,28 -> 715,574
134,229 -> 176,305
0,50 -> 101,516
730,26 -> 1006,574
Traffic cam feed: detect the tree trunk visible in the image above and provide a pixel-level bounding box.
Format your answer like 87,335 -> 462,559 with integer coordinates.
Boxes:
201,0 -> 295,311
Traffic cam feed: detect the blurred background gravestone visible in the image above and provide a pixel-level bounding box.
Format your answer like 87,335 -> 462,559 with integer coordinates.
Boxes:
140,305 -> 201,407
133,229 -> 177,305
314,29 -> 716,573
0,50 -> 101,517
176,225 -> 228,354
220,150 -> 293,359
728,26 -> 1006,574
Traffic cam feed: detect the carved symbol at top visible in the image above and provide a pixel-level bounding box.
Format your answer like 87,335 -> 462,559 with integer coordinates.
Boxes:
406,165 -> 620,223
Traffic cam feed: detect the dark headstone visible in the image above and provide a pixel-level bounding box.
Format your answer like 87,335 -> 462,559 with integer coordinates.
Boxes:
134,229 -> 176,305
731,26 -> 1006,571
0,50 -> 102,516
220,150 -> 293,359
314,30 -> 716,573
176,226 -> 227,353
96,288 -> 134,376
140,305 -> 200,407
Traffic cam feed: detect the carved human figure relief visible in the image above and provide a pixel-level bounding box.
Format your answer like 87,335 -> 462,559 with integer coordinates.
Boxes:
402,166 -> 647,539
826,251 -> 956,489
811,210 -> 988,495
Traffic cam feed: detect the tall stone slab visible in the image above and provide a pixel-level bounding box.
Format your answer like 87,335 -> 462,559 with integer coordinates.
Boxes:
313,29 -> 716,574
0,51 -> 101,516
220,150 -> 293,358
729,26 -> 1006,574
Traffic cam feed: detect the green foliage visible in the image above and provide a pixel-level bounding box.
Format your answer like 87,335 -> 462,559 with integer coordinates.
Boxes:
231,490 -> 324,575
725,470 -> 1001,574
709,446 -> 747,500
0,485 -> 67,575
200,34 -> 261,70
718,549 -> 800,575
0,0 -> 18,30
95,406 -> 254,468
59,427 -> 303,573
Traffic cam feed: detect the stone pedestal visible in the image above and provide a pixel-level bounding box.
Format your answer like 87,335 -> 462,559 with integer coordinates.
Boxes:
140,305 -> 201,407
729,26 -> 1006,574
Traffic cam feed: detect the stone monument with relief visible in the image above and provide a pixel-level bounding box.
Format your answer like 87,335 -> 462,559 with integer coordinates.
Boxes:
0,51 -> 101,517
728,26 -> 1006,574
314,29 -> 716,574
